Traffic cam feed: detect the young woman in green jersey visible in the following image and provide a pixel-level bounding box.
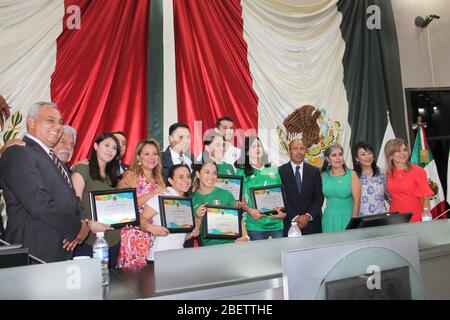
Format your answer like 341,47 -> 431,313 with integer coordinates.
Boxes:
192,162 -> 249,246
235,136 -> 286,240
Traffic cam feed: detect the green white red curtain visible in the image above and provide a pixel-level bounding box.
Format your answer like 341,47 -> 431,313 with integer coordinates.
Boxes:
0,0 -> 149,165
0,0 -> 409,169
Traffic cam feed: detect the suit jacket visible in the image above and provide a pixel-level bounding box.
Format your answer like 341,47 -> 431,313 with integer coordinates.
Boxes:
0,136 -> 83,262
279,162 -> 324,236
161,147 -> 194,183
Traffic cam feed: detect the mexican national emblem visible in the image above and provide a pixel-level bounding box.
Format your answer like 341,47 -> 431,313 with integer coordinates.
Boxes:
277,105 -> 342,168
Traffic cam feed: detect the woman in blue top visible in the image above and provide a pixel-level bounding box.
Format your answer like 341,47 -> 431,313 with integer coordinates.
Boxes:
352,141 -> 387,216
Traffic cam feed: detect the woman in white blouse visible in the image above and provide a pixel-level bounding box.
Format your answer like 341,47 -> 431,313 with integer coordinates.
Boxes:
141,164 -> 198,262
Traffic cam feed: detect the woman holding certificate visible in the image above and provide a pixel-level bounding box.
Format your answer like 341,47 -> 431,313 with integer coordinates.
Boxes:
72,133 -> 121,267
141,164 -> 199,262
235,136 -> 286,240
192,162 -> 249,246
116,139 -> 167,268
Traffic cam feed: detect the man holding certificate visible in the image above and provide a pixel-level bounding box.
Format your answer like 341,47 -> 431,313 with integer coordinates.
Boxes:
191,162 -> 249,246
235,136 -> 286,240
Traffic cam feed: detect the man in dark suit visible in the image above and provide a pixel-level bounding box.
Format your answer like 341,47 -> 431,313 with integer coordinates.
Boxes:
161,123 -> 194,182
0,102 -> 89,262
279,139 -> 324,236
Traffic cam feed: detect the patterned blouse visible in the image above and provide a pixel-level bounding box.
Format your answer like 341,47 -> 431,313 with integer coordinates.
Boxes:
117,175 -> 159,269
135,175 -> 159,212
360,170 -> 387,216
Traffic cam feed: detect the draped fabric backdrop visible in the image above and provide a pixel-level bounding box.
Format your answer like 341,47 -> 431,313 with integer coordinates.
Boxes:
170,0 -> 407,167
338,0 -> 407,157
0,0 -> 150,165
1,0 -> 407,168
174,0 -> 258,156
242,0 -> 352,166
51,0 -> 150,165
0,0 -> 64,143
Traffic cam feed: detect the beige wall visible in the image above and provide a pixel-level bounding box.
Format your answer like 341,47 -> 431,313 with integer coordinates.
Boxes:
392,0 -> 450,88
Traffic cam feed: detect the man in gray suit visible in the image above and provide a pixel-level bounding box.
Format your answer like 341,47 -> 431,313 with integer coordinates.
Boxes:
0,102 -> 89,262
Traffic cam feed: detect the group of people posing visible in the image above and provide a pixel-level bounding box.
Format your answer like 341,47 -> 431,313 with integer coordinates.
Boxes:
0,102 -> 435,268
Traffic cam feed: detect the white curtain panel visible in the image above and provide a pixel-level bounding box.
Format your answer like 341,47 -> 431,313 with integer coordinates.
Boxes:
0,0 -> 64,143
241,0 -> 352,167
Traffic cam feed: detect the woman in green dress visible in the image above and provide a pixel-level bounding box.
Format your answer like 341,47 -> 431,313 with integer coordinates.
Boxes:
235,136 -> 285,240
200,132 -> 235,175
321,143 -> 361,233
192,162 -> 249,246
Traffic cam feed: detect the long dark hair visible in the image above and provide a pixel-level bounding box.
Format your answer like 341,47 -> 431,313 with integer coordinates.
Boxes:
234,136 -> 271,177
320,143 -> 347,174
89,133 -> 121,187
352,141 -> 380,177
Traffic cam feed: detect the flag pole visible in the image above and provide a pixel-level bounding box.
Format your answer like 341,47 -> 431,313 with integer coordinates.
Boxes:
433,208 -> 450,220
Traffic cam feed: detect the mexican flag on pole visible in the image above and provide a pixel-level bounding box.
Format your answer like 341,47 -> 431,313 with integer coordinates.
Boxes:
448,150 -> 450,206
410,124 -> 447,219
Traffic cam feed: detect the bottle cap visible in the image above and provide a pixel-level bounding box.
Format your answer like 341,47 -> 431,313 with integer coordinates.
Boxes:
96,232 -> 104,237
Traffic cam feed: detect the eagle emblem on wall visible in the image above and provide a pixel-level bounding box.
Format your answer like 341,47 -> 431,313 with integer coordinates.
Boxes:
277,105 -> 342,168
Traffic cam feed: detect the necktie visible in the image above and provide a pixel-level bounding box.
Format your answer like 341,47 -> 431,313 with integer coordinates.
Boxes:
49,149 -> 72,187
178,153 -> 185,165
295,165 -> 302,195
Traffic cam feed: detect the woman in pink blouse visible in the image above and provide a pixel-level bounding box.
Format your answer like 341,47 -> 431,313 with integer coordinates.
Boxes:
116,139 -> 166,268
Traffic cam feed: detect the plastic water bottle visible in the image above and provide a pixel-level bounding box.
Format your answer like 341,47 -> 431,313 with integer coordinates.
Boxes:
93,232 -> 110,285
421,208 -> 432,222
288,222 -> 302,237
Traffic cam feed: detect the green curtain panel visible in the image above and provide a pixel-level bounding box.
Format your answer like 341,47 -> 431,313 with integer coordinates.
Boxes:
148,0 -> 164,145
338,0 -> 407,157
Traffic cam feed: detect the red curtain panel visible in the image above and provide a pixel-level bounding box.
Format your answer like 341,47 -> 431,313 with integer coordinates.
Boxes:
174,0 -> 258,156
51,0 -> 150,165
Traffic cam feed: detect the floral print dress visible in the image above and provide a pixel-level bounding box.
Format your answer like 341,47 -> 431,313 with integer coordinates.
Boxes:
117,176 -> 159,268
360,171 -> 387,216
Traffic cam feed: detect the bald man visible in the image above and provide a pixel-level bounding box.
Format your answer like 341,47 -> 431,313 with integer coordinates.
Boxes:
278,139 -> 324,235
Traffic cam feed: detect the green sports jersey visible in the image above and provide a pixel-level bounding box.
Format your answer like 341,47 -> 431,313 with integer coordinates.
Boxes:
235,165 -> 284,231
216,162 -> 235,175
191,187 -> 237,246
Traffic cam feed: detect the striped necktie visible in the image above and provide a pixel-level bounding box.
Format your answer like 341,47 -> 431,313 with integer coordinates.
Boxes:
178,153 -> 185,165
49,149 -> 72,187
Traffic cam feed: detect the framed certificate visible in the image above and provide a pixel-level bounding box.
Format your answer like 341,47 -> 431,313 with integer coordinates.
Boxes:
158,196 -> 195,233
89,188 -> 140,229
250,185 -> 286,215
215,175 -> 243,201
203,205 -> 242,240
